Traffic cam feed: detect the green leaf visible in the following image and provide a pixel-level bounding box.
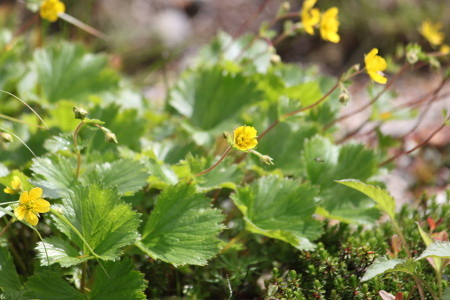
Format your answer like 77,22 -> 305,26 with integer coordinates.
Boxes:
36,236 -> 89,267
336,179 -> 396,220
89,258 -> 147,300
43,134 -> 74,154
84,159 -> 148,195
45,100 -> 79,132
302,136 -> 380,223
416,241 -> 450,261
231,175 -> 322,250
86,105 -> 145,152
53,184 -> 140,261
185,154 -> 243,192
169,66 -> 262,131
32,43 -> 118,103
0,247 -> 22,294
255,121 -> 318,174
137,183 -> 225,266
196,32 -> 271,73
24,270 -> 84,299
284,81 -> 323,107
361,257 -> 413,281
30,155 -> 77,198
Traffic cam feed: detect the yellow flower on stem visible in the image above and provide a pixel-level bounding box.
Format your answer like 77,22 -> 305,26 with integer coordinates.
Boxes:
3,176 -> 22,195
320,7 -> 340,43
40,0 -> 65,22
233,126 -> 258,151
301,0 -> 321,35
14,188 -> 50,226
365,48 -> 387,84
420,21 -> 444,46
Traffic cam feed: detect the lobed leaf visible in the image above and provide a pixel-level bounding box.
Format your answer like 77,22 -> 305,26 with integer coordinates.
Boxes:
137,183 -> 225,266
24,270 -> 84,299
231,175 -> 322,250
169,66 -> 262,131
53,184 -> 141,262
90,258 -> 147,300
84,159 -> 149,195
32,43 -> 118,103
302,136 -> 380,223
36,236 -> 89,268
30,155 -> 77,199
0,247 -> 23,297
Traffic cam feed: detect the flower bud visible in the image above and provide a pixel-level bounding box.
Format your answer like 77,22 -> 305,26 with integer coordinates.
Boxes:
102,127 -> 118,144
0,132 -> 13,143
73,106 -> 88,120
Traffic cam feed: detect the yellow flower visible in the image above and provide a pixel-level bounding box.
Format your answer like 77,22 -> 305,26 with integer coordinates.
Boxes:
233,126 -> 258,151
3,176 -> 22,195
14,188 -> 50,226
40,0 -> 65,22
320,7 -> 340,43
301,0 -> 321,35
420,21 -> 444,46
440,44 -> 450,55
365,48 -> 387,84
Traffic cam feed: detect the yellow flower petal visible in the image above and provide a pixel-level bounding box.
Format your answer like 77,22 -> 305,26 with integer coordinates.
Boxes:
24,211 -> 39,226
4,187 -> 14,194
19,191 -> 29,205
233,126 -> 258,151
28,187 -> 43,201
33,199 -> 51,213
320,7 -> 340,43
368,71 -> 387,85
11,176 -> 22,190
365,48 -> 388,84
302,8 -> 321,35
14,206 -> 28,221
420,21 -> 444,46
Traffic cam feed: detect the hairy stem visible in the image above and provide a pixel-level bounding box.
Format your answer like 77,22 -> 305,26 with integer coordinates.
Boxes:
193,146 -> 232,177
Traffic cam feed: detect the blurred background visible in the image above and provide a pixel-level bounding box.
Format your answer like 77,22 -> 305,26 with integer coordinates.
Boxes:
2,0 -> 449,74
1,0 -> 449,203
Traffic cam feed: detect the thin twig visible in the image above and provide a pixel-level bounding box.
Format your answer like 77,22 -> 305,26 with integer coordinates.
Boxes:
324,63 -> 409,130
193,146 -> 232,177
73,122 -> 85,178
379,116 -> 449,167
58,13 -> 109,41
398,77 -> 448,140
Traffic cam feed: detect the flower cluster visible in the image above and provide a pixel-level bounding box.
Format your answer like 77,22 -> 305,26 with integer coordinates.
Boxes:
420,20 -> 449,55
300,0 -> 340,43
14,187 -> 50,226
40,0 -> 65,22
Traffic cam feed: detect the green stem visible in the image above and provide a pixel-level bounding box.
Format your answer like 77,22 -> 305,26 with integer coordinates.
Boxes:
0,218 -> 13,237
81,261 -> 87,293
50,208 -> 94,257
73,121 -> 85,179
415,275 -> 439,300
49,208 -> 109,277
0,113 -> 47,129
193,146 -> 232,177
